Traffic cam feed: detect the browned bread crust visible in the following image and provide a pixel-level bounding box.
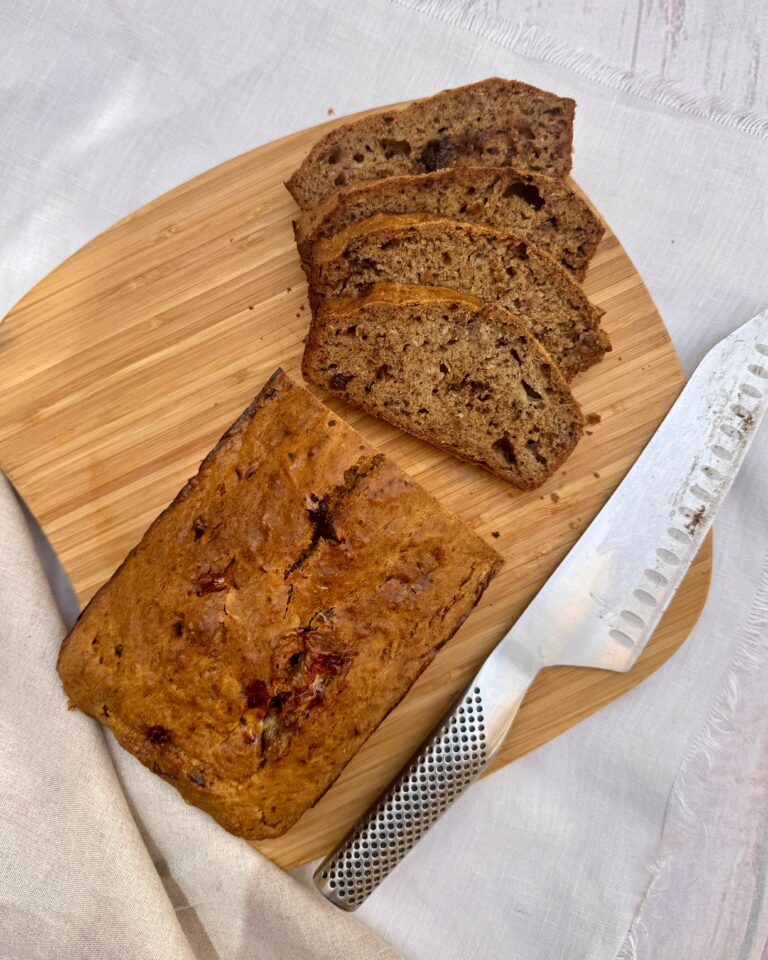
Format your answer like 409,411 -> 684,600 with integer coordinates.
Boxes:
56,371 -> 501,840
303,284 -> 584,489
307,214 -> 609,380
286,78 -> 575,209
294,166 -> 604,279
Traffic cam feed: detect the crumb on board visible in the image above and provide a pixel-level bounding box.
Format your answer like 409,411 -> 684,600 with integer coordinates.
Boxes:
491,531 -> 500,539
585,413 -> 601,425
684,505 -> 706,535
585,430 -> 593,436
736,409 -> 755,430
248,305 -> 254,311
550,492 -> 560,503
286,286 -> 292,293
593,471 -> 600,479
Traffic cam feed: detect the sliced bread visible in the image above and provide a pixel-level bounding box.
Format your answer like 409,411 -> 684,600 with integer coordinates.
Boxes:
287,78 -> 574,209
294,166 -> 604,279
302,283 -> 584,489
307,214 -> 609,380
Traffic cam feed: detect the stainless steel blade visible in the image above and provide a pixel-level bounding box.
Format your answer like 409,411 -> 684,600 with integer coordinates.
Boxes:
315,309 -> 768,909
3,471 -> 79,629
506,308 -> 768,674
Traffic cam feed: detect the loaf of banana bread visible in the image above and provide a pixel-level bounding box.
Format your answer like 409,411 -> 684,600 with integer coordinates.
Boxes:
286,78 -> 574,209
294,166 -> 604,279
56,370 -> 501,840
307,214 -> 609,380
303,284 -> 584,489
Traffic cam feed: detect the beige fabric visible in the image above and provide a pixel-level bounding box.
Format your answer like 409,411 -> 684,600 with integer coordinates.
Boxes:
0,473 -> 402,960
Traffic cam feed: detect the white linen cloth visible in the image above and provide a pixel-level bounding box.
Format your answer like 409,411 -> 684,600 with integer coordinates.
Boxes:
1,2 -> 767,958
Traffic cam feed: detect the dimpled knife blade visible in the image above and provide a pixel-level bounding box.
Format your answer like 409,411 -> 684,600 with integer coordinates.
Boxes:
314,309 -> 768,910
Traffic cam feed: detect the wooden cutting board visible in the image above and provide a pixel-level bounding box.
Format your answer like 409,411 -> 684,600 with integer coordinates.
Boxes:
0,110 -> 710,870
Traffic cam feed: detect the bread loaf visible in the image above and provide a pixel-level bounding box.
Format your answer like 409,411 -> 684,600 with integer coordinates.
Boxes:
57,370 -> 501,840
287,78 -> 574,209
308,214 -> 609,380
303,284 -> 584,488
295,166 -> 603,279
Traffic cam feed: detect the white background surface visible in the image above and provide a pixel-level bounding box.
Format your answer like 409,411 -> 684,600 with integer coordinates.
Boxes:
492,0 -> 768,114
1,2 -> 767,959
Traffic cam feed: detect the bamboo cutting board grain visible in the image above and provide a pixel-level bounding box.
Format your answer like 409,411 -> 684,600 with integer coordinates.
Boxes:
0,109 -> 710,870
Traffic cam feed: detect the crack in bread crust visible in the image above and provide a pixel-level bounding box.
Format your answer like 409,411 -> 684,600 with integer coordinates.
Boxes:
283,454 -> 384,578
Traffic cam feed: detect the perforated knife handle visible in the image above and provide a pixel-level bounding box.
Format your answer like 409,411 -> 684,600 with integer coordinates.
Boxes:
313,684 -> 488,910
313,652 -> 536,910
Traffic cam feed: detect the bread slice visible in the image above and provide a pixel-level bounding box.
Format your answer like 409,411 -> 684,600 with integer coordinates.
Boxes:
287,78 -> 574,209
295,167 -> 604,279
303,284 -> 584,489
57,370 -> 501,840
308,215 -> 609,380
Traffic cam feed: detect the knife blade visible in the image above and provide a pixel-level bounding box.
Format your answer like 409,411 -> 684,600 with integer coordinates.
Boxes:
3,471 -> 80,630
314,309 -> 768,910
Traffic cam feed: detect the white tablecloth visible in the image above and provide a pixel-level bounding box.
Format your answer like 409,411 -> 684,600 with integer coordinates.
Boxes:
1,2 -> 767,958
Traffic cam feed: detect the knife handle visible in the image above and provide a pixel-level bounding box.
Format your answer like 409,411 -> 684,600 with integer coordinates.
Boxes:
313,654 -> 536,910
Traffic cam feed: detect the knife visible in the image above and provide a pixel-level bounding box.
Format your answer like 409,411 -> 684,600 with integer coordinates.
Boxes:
314,309 -> 768,910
